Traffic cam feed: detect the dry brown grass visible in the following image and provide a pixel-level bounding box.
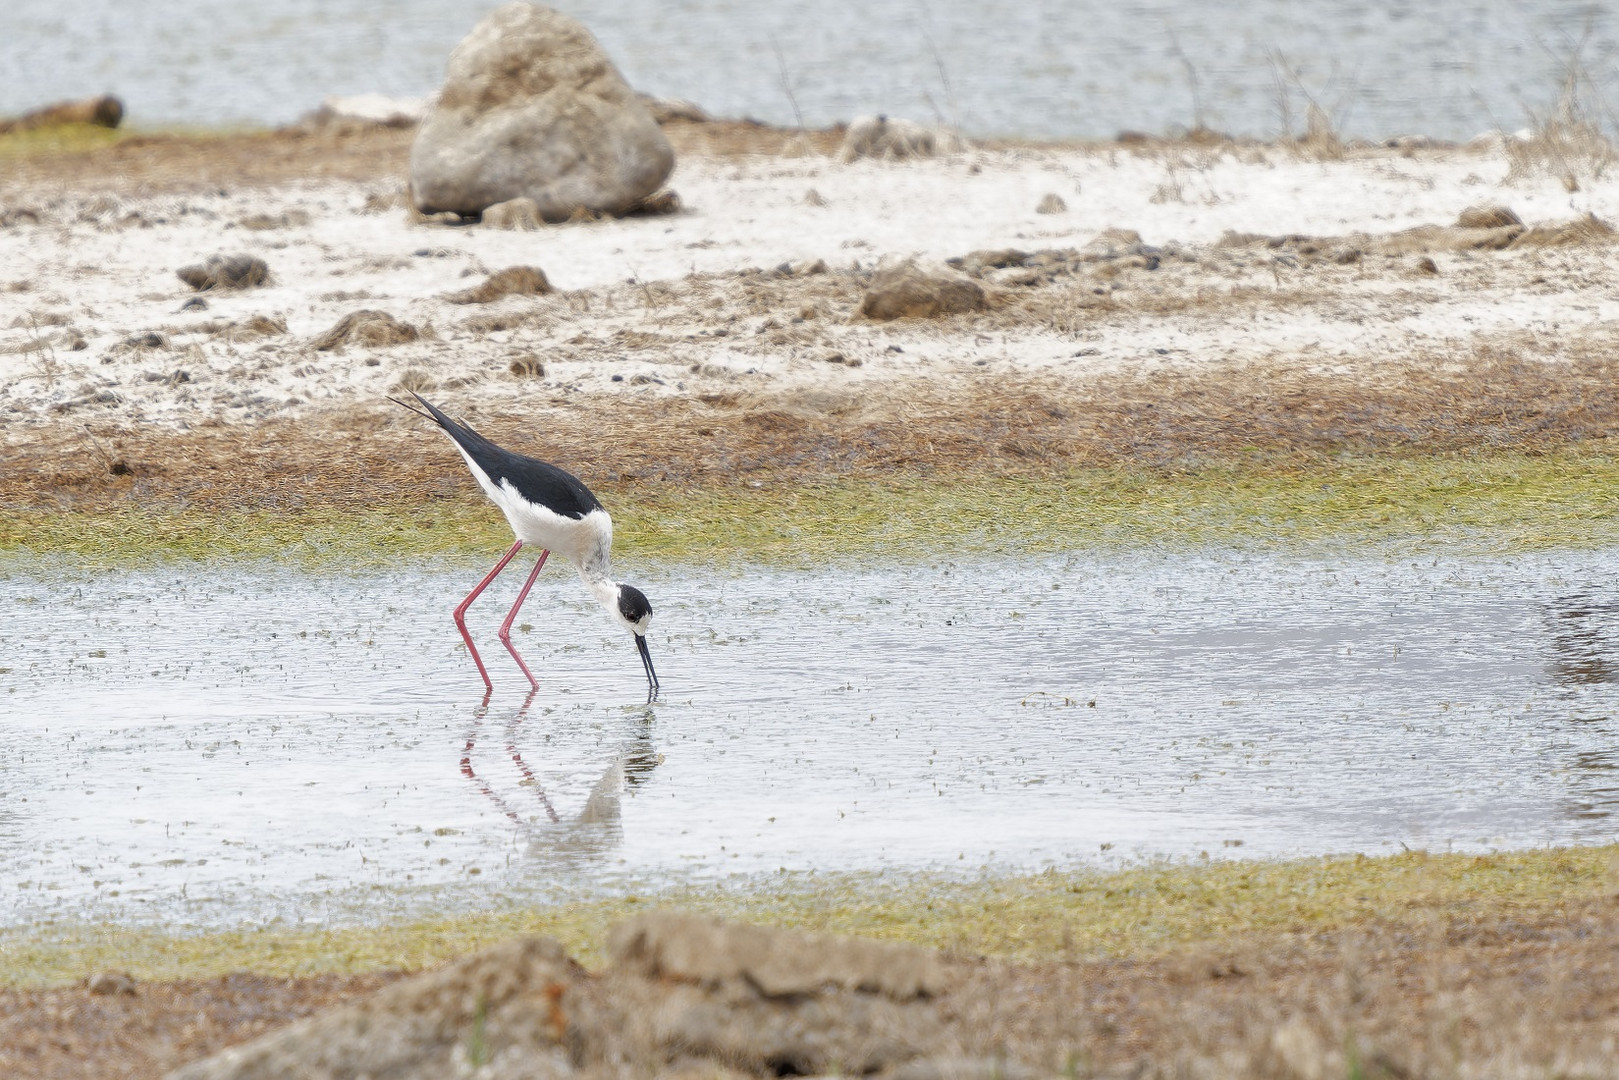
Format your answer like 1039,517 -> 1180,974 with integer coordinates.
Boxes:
961,898 -> 1619,1077
0,126 -> 412,198
8,345 -> 1619,519
1505,37 -> 1618,186
0,118 -> 849,201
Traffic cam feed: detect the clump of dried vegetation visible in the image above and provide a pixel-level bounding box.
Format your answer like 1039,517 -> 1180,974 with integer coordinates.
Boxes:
1505,31 -> 1619,186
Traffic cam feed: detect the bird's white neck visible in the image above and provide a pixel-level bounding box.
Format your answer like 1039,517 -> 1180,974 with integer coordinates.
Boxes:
579,561 -> 619,614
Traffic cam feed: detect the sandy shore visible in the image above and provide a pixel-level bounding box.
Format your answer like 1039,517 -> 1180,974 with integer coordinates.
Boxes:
4,122 -> 1619,515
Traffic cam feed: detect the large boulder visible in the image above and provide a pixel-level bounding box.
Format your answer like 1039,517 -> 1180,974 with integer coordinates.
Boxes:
166,915 -> 967,1080
410,3 -> 674,221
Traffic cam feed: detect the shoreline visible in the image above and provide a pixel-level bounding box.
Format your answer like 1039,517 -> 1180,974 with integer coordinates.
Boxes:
7,844 -> 1619,1076
9,843 -> 1618,985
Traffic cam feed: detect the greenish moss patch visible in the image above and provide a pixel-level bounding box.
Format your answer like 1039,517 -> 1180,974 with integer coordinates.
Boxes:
6,451 -> 1619,567
5,846 -> 1616,988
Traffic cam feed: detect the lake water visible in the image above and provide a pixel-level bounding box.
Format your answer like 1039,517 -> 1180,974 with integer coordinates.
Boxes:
1,1 -> 1615,141
4,548 -> 1619,928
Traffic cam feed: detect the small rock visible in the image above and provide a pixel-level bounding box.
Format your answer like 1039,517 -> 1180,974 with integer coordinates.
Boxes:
124,332 -> 167,349
1035,192 -> 1067,214
1416,256 -> 1440,275
858,261 -> 988,321
0,207 -> 46,227
237,210 -> 311,231
0,94 -> 123,135
446,265 -> 552,304
311,310 -> 420,351
1456,204 -> 1522,230
610,911 -> 948,1000
177,254 -> 270,291
86,971 -> 137,996
179,297 -> 209,312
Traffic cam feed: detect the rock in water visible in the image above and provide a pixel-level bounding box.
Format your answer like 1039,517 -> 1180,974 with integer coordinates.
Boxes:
410,3 -> 674,220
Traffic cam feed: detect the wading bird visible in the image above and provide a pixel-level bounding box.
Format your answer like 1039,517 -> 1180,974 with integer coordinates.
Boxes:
392,394 -> 658,694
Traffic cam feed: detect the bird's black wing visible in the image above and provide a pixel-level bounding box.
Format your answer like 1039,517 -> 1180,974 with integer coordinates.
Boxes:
400,394 -> 604,520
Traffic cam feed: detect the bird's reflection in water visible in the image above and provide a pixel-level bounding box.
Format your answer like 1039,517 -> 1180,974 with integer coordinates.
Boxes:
461,692 -> 659,869
1566,750 -> 1619,820
1544,594 -> 1619,688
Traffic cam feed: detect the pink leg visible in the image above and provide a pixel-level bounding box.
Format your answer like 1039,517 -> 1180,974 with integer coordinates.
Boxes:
454,540 -> 525,691
498,549 -> 550,690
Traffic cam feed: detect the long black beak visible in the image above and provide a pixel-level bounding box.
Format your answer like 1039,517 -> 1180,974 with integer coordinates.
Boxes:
636,634 -> 659,691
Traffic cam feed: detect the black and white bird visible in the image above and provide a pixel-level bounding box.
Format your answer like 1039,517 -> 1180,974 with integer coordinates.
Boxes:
392,393 -> 658,695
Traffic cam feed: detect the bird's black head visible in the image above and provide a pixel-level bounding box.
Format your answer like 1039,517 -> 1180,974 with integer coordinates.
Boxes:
617,584 -> 653,633
618,584 -> 658,693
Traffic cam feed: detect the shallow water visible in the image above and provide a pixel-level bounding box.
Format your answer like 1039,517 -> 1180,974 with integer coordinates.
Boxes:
3,548 -> 1619,928
1,1 -> 1614,141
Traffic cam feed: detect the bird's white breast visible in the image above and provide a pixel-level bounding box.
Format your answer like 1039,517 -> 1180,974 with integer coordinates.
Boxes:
501,482 -> 613,567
